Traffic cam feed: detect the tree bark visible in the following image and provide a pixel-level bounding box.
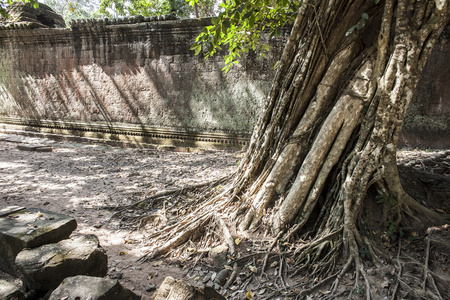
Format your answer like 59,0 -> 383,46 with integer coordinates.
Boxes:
143,0 -> 449,294
233,0 -> 448,238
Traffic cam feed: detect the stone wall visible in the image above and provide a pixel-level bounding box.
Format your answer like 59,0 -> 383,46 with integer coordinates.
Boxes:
0,17 -> 285,147
400,25 -> 450,149
0,16 -> 448,148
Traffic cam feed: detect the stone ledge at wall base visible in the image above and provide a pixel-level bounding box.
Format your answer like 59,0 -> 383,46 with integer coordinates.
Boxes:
48,275 -> 140,300
0,117 -> 250,150
0,207 -> 77,276
15,235 -> 108,292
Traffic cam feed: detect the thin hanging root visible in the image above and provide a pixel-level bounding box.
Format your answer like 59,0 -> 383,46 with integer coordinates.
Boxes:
299,272 -> 338,298
215,216 -> 240,289
363,236 -> 383,267
329,255 -> 353,295
278,255 -> 288,290
215,216 -> 236,255
293,227 -> 342,260
422,239 -> 444,300
262,230 -> 284,274
109,176 -> 230,220
426,274 -> 443,300
139,215 -> 211,262
360,265 -> 372,300
347,233 -> 373,300
391,240 -> 402,300
422,238 -> 430,291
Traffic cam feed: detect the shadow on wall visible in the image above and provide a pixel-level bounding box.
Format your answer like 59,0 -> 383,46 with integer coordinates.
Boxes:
0,19 -> 279,142
1,19 -> 447,148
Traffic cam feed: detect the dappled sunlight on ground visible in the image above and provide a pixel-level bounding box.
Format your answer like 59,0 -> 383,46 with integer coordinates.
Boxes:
0,134 -> 240,298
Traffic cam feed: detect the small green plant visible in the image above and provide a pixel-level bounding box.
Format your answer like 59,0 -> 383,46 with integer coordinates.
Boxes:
354,284 -> 365,295
383,220 -> 404,242
376,194 -> 398,210
345,13 -> 369,36
358,246 -> 371,260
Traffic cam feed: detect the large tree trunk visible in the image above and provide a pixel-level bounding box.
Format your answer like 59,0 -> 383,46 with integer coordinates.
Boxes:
140,0 -> 448,297
234,0 -> 448,234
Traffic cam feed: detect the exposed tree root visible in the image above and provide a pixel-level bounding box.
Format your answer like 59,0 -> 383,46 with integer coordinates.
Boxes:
108,175 -> 231,221
105,0 -> 449,298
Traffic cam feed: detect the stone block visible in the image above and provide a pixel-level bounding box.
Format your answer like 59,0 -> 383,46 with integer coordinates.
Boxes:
0,208 -> 77,276
48,275 -> 140,300
0,279 -> 25,300
16,144 -> 52,152
208,245 -> 228,267
15,235 -> 108,292
0,206 -> 25,218
151,276 -> 225,300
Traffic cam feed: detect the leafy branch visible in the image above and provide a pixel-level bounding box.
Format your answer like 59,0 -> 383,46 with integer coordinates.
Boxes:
0,0 -> 38,17
189,0 -> 302,72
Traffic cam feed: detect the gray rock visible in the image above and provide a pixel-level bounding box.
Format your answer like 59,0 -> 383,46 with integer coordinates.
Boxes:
150,277 -> 225,300
201,273 -> 211,283
214,269 -> 229,286
48,275 -> 140,300
17,144 -> 52,152
208,245 -> 228,267
109,272 -> 123,279
15,235 -> 107,291
0,279 -> 25,300
197,286 -> 226,300
145,283 -> 156,292
210,272 -> 217,282
0,208 -> 77,276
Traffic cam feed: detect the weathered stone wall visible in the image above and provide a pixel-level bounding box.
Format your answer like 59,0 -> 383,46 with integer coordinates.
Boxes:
0,18 -> 283,141
400,25 -> 450,149
0,17 -> 448,148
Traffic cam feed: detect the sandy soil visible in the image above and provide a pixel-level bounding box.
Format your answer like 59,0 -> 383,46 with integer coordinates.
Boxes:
0,133 -> 240,298
1,133 -> 449,299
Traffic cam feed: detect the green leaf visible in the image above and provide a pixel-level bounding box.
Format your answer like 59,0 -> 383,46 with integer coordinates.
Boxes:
249,14 -> 256,26
190,43 -> 200,51
362,13 -> 369,20
274,60 -> 280,69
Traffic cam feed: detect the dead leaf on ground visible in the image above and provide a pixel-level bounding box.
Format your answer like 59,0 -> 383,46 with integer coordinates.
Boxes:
151,260 -> 163,266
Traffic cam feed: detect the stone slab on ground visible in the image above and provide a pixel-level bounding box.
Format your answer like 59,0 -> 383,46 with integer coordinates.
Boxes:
16,144 -> 52,152
0,206 -> 25,218
0,279 -> 25,300
49,275 -> 140,300
3,136 -> 37,143
0,208 -> 77,276
15,234 -> 108,292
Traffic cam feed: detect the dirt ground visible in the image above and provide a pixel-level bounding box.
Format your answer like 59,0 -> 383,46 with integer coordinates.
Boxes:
1,132 -> 449,299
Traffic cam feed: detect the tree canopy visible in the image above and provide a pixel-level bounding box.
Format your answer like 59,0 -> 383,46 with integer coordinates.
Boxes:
40,0 -> 103,24
99,0 -> 218,19
0,0 -> 37,16
190,0 -> 300,71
